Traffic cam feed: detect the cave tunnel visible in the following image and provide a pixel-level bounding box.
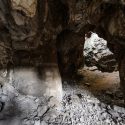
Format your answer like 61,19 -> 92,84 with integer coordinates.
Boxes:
0,0 -> 125,125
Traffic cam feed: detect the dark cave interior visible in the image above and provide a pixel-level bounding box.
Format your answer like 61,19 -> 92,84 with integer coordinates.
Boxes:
0,0 -> 125,125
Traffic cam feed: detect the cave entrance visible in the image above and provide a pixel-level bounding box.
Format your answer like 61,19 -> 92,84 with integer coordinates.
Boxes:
84,32 -> 117,72
77,32 -> 123,105
82,32 -> 118,89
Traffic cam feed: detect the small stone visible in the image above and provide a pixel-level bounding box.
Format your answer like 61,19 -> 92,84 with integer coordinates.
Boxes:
107,105 -> 112,110
101,112 -> 108,119
89,66 -> 98,71
40,121 -> 48,125
100,103 -> 106,109
34,119 -> 40,125
105,119 -> 111,124
23,119 -> 32,125
84,83 -> 91,86
106,91 -> 113,96
34,98 -> 39,103
38,105 -> 48,117
108,110 -> 120,118
80,117 -> 84,122
113,105 -> 125,114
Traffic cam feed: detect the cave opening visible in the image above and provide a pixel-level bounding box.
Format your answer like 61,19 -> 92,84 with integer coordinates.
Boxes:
0,0 -> 125,125
77,32 -> 123,106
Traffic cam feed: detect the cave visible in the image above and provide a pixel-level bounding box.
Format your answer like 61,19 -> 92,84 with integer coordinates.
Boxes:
0,0 -> 125,125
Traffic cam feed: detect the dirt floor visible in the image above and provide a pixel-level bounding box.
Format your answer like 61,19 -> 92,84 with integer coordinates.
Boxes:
79,67 -> 122,106
80,67 -> 119,91
0,67 -> 125,125
49,67 -> 125,125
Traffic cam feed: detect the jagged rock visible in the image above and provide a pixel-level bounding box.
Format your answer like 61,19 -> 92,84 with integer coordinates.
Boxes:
87,66 -> 98,71
113,105 -> 125,114
84,82 -> 91,86
108,110 -> 120,119
11,0 -> 37,17
86,0 -> 125,99
56,29 -> 84,77
37,105 -> 48,117
84,33 -> 117,72
40,121 -> 48,125
0,0 -> 125,124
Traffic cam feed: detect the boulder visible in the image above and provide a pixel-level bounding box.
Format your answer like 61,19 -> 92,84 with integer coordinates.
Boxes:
84,33 -> 117,72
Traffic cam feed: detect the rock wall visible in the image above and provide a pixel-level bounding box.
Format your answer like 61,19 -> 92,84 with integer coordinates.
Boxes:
84,33 -> 117,72
11,0 -> 37,17
86,0 -> 125,100
56,29 -> 84,78
0,0 -> 125,103
0,0 -> 68,106
0,0 -> 86,106
1,1 -> 125,124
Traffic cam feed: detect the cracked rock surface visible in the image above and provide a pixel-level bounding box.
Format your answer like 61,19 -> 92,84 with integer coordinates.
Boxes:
0,83 -> 60,125
0,68 -> 125,125
84,33 -> 117,72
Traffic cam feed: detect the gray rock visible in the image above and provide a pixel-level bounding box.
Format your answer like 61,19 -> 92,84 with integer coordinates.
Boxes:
108,110 -> 120,118
40,121 -> 48,125
84,33 -> 117,72
113,105 -> 125,114
37,105 -> 48,117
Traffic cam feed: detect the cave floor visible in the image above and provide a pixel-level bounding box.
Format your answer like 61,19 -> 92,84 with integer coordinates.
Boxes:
0,67 -> 125,125
49,67 -> 125,125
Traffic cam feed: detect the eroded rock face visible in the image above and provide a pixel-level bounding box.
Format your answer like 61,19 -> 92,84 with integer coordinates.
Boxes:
86,0 -> 125,100
1,1 -> 125,124
11,0 -> 37,17
0,0 -> 125,101
0,0 -> 69,66
84,33 -> 117,72
9,67 -> 62,100
87,0 -> 125,41
0,0 -> 67,107
0,0 -> 85,77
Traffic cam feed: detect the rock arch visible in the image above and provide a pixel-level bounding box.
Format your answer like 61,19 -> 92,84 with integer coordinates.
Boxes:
86,0 -> 125,101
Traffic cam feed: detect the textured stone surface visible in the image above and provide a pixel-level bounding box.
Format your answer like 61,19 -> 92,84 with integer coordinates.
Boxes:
11,0 -> 37,17
84,33 -> 117,72
0,68 -> 125,125
1,1 -> 125,124
85,0 -> 125,100
9,67 -> 62,100
0,83 -> 61,125
0,0 -> 85,78
1,0 -> 125,79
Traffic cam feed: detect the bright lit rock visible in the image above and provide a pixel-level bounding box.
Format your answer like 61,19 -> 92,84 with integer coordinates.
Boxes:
84,33 -> 117,72
9,67 -> 62,101
11,0 -> 37,17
